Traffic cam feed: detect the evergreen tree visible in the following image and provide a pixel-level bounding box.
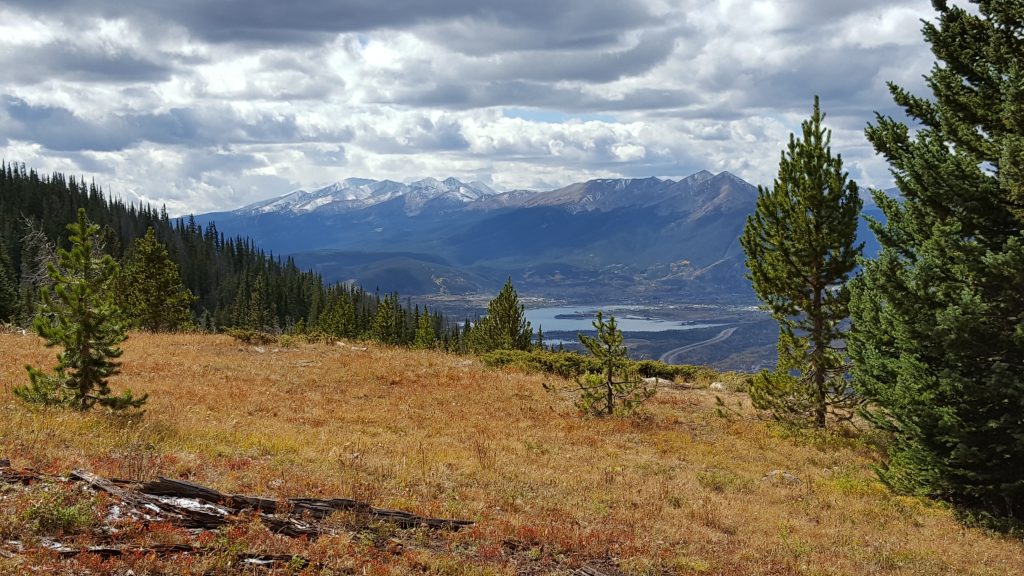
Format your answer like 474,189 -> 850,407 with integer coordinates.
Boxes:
118,228 -> 196,331
575,311 -> 654,416
467,278 -> 532,353
413,306 -> 437,349
14,209 -> 145,411
370,293 -> 403,345
0,238 -> 17,322
246,275 -> 270,332
318,291 -> 356,338
740,97 -> 863,428
849,1 -> 1024,522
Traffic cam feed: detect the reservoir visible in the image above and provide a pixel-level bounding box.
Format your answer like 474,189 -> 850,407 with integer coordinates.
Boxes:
524,306 -> 723,333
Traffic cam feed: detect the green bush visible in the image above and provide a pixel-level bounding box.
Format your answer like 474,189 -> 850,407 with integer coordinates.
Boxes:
633,360 -> 715,381
481,349 -> 600,378
224,328 -> 277,345
482,348 -> 717,384
22,486 -> 98,536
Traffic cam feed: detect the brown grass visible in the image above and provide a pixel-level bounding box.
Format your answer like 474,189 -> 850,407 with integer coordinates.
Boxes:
1,332 -> 1022,575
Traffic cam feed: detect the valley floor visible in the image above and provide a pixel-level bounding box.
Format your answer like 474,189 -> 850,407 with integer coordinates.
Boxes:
0,332 -> 1021,575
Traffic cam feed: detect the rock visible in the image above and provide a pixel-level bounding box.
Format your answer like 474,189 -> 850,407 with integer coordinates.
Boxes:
762,470 -> 802,485
642,377 -> 674,387
709,381 -> 726,391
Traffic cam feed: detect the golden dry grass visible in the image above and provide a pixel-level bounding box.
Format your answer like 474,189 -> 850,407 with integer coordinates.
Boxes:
1,332 -> 1022,575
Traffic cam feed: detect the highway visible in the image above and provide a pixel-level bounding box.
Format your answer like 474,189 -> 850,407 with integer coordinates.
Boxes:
658,327 -> 737,364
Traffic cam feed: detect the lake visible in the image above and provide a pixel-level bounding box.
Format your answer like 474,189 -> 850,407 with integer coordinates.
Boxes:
524,305 -> 724,333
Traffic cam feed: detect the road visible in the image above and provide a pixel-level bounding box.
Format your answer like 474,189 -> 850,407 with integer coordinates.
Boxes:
658,327 -> 737,364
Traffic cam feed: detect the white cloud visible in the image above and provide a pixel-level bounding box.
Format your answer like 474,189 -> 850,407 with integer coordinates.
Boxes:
0,0 -> 941,215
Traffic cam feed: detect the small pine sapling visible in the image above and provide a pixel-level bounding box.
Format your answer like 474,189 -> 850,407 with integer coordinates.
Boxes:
575,311 -> 654,416
14,209 -> 146,411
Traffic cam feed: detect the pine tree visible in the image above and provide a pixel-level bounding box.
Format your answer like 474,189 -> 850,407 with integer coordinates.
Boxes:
467,278 -> 533,353
0,238 -> 18,323
413,307 -> 437,349
849,1 -> 1024,522
246,275 -> 270,332
14,209 -> 145,411
575,311 -> 654,416
118,228 -> 196,332
318,291 -> 356,338
370,293 -> 403,345
740,96 -> 863,428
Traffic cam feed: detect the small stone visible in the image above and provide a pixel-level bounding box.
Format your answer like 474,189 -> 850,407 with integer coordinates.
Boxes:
763,469 -> 802,485
709,381 -> 726,391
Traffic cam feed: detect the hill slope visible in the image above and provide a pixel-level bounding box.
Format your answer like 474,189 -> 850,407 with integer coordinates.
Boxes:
2,332 -> 1020,575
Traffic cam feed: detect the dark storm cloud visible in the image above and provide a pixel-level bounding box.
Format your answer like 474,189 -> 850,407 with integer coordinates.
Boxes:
1,0 -> 657,47
0,96 -> 136,151
392,80 -> 702,114
358,115 -> 470,154
0,97 -> 354,152
0,43 -> 174,85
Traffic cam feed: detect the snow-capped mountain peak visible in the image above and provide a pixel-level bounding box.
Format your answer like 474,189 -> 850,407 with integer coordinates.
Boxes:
235,177 -> 499,216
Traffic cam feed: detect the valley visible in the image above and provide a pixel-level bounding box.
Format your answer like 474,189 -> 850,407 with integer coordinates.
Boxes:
196,171 -> 762,302
194,170 -> 798,369
414,297 -> 778,371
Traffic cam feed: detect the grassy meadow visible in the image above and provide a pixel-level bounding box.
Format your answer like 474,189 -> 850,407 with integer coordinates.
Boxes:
0,331 -> 1021,575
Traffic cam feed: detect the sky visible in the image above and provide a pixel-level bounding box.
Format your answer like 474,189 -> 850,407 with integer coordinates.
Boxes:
0,0 -> 940,215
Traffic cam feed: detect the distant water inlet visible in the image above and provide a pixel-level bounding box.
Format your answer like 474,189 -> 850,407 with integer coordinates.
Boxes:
524,306 -> 723,333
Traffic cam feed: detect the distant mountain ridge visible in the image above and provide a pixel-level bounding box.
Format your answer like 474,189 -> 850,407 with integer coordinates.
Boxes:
239,177 -> 498,217
197,171 -> 765,301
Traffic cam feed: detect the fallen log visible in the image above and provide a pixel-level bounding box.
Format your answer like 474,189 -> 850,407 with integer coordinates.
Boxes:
72,470 -> 223,528
45,542 -> 308,567
142,476 -> 474,531
141,476 -> 278,514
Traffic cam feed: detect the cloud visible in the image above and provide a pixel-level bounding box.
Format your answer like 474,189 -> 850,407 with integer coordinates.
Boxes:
0,0 -> 942,214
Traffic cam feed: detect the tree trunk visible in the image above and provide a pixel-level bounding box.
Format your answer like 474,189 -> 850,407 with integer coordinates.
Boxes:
606,361 -> 614,416
812,286 -> 826,428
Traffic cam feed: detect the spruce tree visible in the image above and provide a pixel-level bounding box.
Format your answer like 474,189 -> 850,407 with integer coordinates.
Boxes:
740,97 -> 863,428
246,275 -> 270,332
0,238 -> 18,323
575,311 -> 654,416
413,307 -> 437,349
318,292 -> 356,338
370,293 -> 403,345
118,228 -> 196,332
467,278 -> 532,353
14,209 -> 145,411
849,1 -> 1024,522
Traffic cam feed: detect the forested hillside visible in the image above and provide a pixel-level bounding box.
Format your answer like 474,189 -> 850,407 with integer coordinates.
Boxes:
0,162 -> 453,344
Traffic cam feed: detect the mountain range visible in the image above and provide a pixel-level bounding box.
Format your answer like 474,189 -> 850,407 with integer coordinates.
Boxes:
196,171 -> 882,302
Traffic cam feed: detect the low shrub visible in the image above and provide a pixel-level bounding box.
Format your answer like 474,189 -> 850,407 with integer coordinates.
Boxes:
223,328 -> 277,345
482,348 -> 718,383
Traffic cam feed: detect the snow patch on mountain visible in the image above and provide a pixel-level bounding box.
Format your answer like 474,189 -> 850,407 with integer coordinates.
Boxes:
236,177 -> 501,216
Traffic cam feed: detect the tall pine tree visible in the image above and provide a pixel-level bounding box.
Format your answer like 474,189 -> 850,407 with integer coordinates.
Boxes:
849,0 -> 1024,522
466,278 -> 532,353
0,238 -> 18,323
118,228 -> 196,332
740,96 -> 863,428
